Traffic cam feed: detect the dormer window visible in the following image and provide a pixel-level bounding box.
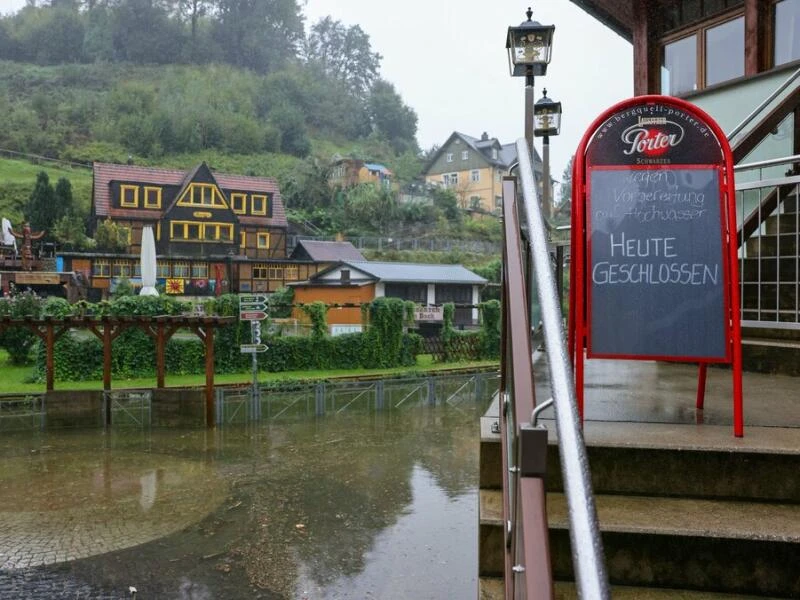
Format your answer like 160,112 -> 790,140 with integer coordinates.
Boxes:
252,194 -> 268,215
144,186 -> 161,209
177,183 -> 227,208
120,185 -> 138,208
231,193 -> 247,214
492,148 -> 499,160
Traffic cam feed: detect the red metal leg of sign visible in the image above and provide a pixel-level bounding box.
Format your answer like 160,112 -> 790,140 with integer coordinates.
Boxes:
696,363 -> 707,410
725,175 -> 745,437
574,164 -> 586,425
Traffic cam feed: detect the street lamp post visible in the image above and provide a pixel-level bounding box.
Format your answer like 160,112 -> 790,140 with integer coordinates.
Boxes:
506,6 -> 555,168
534,89 -> 562,221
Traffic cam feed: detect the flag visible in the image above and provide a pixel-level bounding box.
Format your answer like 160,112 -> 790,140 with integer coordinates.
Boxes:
166,278 -> 184,294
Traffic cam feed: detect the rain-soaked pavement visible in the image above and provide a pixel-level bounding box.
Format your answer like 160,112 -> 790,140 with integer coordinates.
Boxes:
0,389 -> 493,599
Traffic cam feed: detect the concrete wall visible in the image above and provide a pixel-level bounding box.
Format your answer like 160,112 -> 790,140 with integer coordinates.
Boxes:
39,388 -> 207,430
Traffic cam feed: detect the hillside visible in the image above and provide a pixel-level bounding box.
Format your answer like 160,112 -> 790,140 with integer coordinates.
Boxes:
0,2 -> 500,256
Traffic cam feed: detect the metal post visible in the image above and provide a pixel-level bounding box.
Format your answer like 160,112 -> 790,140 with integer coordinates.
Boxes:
251,320 -> 260,418
315,382 -> 325,416
525,67 -> 535,164
376,380 -> 384,411
542,134 -> 551,221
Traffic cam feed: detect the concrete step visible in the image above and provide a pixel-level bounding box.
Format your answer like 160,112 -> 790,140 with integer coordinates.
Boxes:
740,308 -> 800,322
740,256 -> 799,283
553,581 -> 787,599
745,233 -> 799,257
479,577 -> 784,599
548,492 -> 800,597
545,429 -> 800,502
478,488 -> 800,597
479,489 -> 504,577
742,342 -> 800,376
764,212 -> 800,235
741,282 -> 797,311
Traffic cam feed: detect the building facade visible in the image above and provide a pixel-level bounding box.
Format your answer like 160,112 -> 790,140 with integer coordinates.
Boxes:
289,261 -> 487,334
422,132 -> 545,213
328,158 -> 396,192
61,162 -> 326,299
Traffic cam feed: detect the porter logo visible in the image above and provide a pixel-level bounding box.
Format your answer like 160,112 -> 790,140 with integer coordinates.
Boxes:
621,118 -> 685,157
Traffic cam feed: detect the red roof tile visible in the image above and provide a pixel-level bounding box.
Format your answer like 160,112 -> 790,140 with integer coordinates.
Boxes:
93,162 -> 287,228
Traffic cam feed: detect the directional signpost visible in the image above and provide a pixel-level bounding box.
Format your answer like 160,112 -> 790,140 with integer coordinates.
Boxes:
240,344 -> 268,353
239,294 -> 269,419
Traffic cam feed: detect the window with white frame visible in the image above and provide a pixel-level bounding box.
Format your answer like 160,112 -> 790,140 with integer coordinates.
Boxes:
442,173 -> 459,187
492,148 -> 498,160
461,150 -> 469,160
446,153 -> 453,162
470,169 -> 480,183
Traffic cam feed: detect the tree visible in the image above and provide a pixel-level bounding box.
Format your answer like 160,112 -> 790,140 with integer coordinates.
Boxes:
94,218 -> 129,252
367,80 -> 418,154
53,177 -> 75,224
25,171 -> 55,235
269,104 -> 310,158
110,0 -> 184,64
305,17 -> 381,99
556,155 -> 574,222
53,210 -> 92,250
214,0 -> 304,74
177,0 -> 212,46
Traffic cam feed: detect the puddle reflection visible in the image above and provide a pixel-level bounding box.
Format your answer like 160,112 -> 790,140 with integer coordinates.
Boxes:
0,392 -> 492,599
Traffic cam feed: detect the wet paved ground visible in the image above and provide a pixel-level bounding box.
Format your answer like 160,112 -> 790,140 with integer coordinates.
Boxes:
0,451 -> 226,570
0,388 -> 492,599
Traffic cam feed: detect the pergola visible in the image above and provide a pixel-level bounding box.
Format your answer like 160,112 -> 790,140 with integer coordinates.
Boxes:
0,315 -> 237,426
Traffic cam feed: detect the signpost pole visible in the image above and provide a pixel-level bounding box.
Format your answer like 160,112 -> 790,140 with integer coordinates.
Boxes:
251,320 -> 260,418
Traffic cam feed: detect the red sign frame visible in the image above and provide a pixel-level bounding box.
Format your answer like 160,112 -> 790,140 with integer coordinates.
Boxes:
568,95 -> 744,437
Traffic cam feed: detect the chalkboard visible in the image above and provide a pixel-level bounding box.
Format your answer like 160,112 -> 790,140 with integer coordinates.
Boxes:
587,167 -> 728,360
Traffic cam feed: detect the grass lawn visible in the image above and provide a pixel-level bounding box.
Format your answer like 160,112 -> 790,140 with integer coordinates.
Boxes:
0,349 -> 498,394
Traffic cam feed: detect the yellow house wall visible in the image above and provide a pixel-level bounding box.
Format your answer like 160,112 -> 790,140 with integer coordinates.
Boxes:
424,166 -> 506,212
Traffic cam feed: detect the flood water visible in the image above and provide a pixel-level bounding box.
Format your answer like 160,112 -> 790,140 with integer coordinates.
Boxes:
0,376 -> 495,599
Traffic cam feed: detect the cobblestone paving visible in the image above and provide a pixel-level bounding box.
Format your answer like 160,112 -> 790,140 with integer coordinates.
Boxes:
0,568 -> 126,599
0,450 -> 227,570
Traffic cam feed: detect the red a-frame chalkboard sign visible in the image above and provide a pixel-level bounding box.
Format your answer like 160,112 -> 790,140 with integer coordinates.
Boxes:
568,95 -> 744,437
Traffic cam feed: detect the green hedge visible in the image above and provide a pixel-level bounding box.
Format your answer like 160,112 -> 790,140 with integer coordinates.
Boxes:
22,294 -> 423,382
35,329 -> 422,381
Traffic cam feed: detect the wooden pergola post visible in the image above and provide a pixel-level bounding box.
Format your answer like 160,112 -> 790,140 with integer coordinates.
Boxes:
102,319 -> 112,392
203,320 -> 215,427
156,320 -> 166,389
45,321 -> 54,392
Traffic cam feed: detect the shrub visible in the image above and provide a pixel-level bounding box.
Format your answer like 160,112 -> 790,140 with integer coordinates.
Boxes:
0,289 -> 42,365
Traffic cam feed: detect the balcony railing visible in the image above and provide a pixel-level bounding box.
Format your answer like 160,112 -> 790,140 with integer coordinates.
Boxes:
496,140 -> 609,599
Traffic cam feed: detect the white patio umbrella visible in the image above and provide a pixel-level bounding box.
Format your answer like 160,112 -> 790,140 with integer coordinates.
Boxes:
139,225 -> 159,296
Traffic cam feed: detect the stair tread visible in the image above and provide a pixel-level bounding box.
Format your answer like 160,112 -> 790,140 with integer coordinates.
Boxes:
742,336 -> 800,349
479,489 -> 503,525
553,581 -> 785,599
547,492 -> 800,542
479,578 -> 784,599
543,421 -> 800,455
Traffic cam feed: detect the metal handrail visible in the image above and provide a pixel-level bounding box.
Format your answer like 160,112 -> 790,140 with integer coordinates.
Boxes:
734,154 -> 800,172
728,66 -> 800,141
516,138 -> 610,599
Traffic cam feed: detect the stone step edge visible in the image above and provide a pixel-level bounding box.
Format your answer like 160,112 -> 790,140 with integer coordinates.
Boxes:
480,576 -> 786,598
742,336 -> 800,349
480,489 -> 800,543
547,492 -> 800,544
539,421 -> 800,456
